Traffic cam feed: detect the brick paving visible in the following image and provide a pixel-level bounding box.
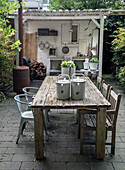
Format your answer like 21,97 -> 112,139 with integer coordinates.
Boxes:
0,78 -> 125,170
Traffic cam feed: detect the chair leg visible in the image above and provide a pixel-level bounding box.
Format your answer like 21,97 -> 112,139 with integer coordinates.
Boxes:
46,109 -> 50,122
105,129 -> 108,140
111,128 -> 116,155
80,113 -> 84,154
76,109 -> 79,124
16,118 -> 25,144
78,111 -> 80,139
43,111 -> 48,135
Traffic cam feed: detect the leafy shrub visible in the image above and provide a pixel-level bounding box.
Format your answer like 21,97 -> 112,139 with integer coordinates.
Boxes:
90,58 -> 99,63
111,27 -> 125,68
118,66 -> 125,88
61,61 -> 75,67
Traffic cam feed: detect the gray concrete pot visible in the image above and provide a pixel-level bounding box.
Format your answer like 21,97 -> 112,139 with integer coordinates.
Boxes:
83,62 -> 89,70
61,67 -> 69,75
89,62 -> 98,71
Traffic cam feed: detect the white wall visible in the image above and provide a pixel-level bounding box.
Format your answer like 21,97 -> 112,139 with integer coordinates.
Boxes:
27,20 -> 98,74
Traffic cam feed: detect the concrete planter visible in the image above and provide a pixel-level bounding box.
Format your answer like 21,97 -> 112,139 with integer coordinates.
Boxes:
61,67 -> 69,75
90,62 -> 98,71
61,67 -> 75,78
83,62 -> 89,70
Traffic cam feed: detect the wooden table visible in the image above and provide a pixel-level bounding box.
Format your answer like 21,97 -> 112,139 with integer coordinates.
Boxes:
31,76 -> 111,159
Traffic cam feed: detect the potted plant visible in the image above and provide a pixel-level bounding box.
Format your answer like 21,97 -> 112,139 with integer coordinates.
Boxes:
89,58 -> 99,71
61,61 -> 70,75
68,60 -> 76,78
83,58 -> 89,70
61,60 -> 76,77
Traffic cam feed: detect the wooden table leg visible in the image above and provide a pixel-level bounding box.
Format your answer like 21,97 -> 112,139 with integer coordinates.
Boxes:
80,113 -> 84,154
96,107 -> 106,159
33,108 -> 44,159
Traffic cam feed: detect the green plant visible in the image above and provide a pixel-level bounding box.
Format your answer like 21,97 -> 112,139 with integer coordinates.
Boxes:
61,61 -> 69,67
111,27 -> 125,67
118,66 -> 125,88
61,61 -> 75,67
68,60 -> 75,67
90,58 -> 99,63
0,0 -> 24,101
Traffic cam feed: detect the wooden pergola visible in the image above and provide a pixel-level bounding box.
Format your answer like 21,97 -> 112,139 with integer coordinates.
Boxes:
14,9 -> 125,78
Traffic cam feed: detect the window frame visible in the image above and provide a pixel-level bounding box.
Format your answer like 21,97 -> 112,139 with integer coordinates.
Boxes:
70,24 -> 79,44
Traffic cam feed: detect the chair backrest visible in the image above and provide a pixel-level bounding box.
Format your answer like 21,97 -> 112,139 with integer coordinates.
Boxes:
101,80 -> 110,100
108,89 -> 121,127
22,87 -> 39,103
97,76 -> 102,91
22,87 -> 39,96
14,94 -> 31,116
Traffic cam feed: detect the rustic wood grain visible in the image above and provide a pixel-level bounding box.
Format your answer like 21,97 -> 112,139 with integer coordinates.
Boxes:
33,108 -> 44,159
31,76 -> 110,109
96,107 -> 106,159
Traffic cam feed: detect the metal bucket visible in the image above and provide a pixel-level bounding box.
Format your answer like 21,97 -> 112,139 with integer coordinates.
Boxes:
56,74 -> 70,100
71,73 -> 86,100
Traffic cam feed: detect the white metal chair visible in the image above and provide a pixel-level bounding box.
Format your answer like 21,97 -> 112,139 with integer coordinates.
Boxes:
23,86 -> 49,130
14,94 -> 47,144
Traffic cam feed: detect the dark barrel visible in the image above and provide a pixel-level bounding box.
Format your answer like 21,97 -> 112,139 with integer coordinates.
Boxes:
13,66 -> 30,93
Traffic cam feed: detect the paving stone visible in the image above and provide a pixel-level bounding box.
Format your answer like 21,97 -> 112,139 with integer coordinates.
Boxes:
113,163 -> 125,170
90,162 -> 114,170
67,162 -> 90,170
0,162 -> 21,170
119,155 -> 125,163
43,162 -> 66,170
12,153 -> 35,162
1,154 -> 14,161
20,161 -> 44,170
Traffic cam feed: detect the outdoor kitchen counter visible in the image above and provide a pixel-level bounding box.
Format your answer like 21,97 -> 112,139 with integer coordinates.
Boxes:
31,76 -> 111,160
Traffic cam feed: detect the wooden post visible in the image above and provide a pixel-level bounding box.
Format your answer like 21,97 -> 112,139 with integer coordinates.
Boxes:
98,15 -> 104,78
14,15 -> 19,66
33,108 -> 44,159
96,107 -> 106,159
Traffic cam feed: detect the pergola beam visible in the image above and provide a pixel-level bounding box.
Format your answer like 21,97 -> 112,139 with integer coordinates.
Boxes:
99,15 -> 104,78
92,19 -> 100,28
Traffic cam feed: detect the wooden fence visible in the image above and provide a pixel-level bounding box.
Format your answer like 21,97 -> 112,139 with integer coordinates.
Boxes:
23,32 -> 37,62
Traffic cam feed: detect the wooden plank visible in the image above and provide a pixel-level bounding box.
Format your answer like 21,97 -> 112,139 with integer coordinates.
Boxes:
96,107 -> 106,159
33,108 -> 44,159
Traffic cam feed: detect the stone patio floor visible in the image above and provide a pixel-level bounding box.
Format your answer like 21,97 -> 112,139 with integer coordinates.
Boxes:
0,77 -> 125,170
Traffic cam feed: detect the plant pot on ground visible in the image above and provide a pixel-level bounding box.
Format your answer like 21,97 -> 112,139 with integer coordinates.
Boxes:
89,58 -> 99,71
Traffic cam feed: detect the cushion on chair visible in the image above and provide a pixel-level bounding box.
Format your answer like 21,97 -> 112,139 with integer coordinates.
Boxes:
22,111 -> 34,119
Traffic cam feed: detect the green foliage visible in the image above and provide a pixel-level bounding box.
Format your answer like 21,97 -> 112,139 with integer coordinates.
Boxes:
61,61 -> 69,67
68,60 -> 75,67
111,27 -> 125,68
0,92 -> 6,102
0,0 -> 21,97
118,66 -> 125,88
90,58 -> 99,63
49,0 -> 125,10
103,15 -> 125,74
61,60 -> 75,67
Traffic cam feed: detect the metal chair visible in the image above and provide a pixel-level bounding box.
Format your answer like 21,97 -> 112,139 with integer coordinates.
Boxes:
23,86 -> 49,129
14,94 -> 47,144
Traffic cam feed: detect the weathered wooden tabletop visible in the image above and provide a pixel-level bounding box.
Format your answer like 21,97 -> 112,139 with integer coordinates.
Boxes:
31,76 -> 111,109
